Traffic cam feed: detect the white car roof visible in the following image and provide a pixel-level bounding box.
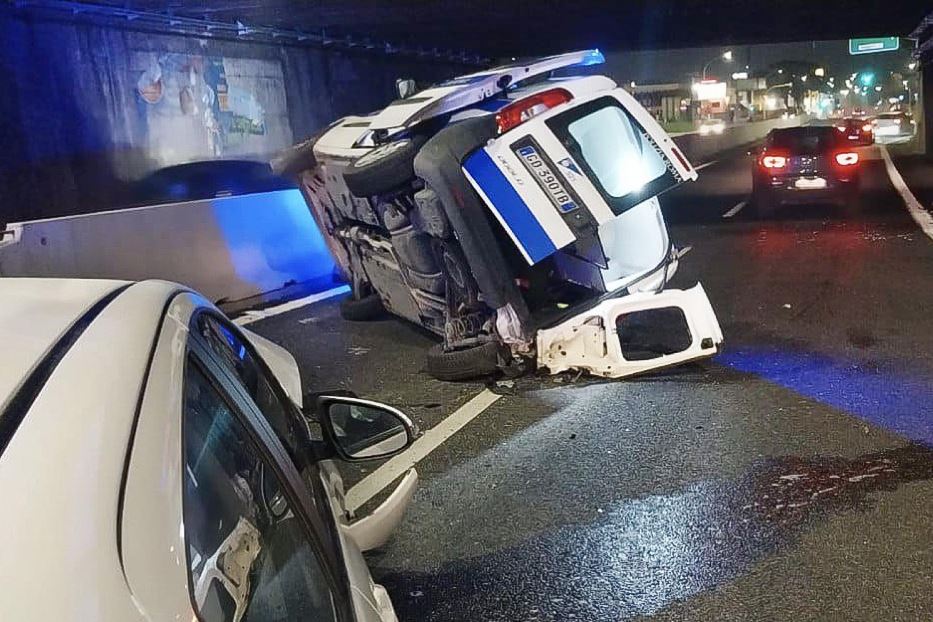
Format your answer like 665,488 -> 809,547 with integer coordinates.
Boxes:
0,279 -> 186,621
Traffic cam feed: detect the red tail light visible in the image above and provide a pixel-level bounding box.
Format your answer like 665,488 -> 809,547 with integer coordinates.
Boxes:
671,146 -> 693,173
761,155 -> 787,169
495,88 -> 573,134
835,152 -> 859,166
861,124 -> 872,133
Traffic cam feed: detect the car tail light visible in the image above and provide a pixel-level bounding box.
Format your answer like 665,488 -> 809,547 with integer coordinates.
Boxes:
761,155 -> 787,169
496,88 -> 573,134
835,152 -> 859,166
671,146 -> 693,173
836,125 -> 846,132
862,123 -> 872,132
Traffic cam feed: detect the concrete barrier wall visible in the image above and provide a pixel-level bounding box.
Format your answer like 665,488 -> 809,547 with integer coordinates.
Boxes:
0,189 -> 336,305
673,115 -> 811,165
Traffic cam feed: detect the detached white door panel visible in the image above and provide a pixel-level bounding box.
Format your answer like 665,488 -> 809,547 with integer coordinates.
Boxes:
536,284 -> 722,378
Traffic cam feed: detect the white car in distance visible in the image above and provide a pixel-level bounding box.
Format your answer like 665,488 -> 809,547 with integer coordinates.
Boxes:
0,278 -> 418,622
698,117 -> 726,136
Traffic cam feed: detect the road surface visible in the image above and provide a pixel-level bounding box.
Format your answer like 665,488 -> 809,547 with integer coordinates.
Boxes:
248,142 -> 933,621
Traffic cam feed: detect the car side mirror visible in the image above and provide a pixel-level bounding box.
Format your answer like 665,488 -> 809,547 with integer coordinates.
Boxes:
396,78 -> 418,99
318,396 -> 417,462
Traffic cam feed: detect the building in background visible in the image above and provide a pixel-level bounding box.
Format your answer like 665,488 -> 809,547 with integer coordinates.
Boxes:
910,12 -> 932,153
627,82 -> 693,128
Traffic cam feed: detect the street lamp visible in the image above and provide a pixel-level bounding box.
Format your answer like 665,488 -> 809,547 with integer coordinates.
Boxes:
702,50 -> 733,80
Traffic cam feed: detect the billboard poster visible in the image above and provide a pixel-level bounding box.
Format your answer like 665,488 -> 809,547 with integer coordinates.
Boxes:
131,52 -> 293,166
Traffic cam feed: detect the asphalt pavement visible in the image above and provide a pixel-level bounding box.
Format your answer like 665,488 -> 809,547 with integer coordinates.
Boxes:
248,139 -> 933,621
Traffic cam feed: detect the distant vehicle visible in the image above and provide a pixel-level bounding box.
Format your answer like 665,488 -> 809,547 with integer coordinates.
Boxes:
871,112 -> 915,144
751,126 -> 860,216
0,278 -> 419,622
836,117 -> 874,146
851,108 -> 868,118
276,50 -> 722,381
698,117 -> 726,136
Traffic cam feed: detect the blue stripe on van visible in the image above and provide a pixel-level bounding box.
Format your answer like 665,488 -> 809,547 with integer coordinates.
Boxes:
463,148 -> 557,264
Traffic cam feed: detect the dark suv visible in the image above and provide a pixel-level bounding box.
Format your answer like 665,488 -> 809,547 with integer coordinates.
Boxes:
751,126 -> 861,216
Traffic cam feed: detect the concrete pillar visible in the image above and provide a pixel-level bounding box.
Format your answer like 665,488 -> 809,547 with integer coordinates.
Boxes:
922,66 -> 932,155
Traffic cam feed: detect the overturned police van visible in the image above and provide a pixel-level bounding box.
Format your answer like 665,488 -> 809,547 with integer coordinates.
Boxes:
274,50 -> 722,381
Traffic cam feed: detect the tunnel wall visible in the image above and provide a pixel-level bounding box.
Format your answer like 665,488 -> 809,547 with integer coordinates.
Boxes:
0,11 -> 470,223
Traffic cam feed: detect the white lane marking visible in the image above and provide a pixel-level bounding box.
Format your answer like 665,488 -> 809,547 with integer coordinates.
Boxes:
694,160 -> 718,171
234,284 -> 351,325
345,388 -> 502,512
879,145 -> 933,242
722,200 -> 747,219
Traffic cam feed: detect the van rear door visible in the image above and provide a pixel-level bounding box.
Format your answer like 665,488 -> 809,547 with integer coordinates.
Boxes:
463,88 -> 696,265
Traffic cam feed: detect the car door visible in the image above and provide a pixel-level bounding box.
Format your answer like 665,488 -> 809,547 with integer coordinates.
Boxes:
182,334 -> 357,622
192,310 -> 405,622
463,86 -> 696,266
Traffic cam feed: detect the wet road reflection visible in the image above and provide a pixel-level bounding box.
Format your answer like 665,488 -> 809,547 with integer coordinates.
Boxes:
376,445 -> 933,621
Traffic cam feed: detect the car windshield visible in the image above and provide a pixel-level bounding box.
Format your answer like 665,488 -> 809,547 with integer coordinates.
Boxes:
768,127 -> 841,153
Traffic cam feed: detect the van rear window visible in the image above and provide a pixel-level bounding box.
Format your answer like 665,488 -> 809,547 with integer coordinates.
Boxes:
567,106 -> 669,198
545,96 -> 681,216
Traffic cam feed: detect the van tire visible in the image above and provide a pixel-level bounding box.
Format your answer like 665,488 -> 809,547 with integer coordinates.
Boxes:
339,294 -> 385,321
344,136 -> 427,197
425,341 -> 501,381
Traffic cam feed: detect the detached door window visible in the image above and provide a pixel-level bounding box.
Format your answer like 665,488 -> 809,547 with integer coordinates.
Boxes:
182,361 -> 339,622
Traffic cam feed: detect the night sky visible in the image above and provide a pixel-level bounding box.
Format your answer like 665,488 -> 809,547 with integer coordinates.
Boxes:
603,39 -> 916,85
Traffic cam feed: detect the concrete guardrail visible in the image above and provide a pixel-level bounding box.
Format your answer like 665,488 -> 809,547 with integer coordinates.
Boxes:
672,115 -> 811,165
0,188 -> 337,306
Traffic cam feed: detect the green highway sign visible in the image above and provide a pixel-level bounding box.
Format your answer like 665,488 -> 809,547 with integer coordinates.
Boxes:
849,37 -> 900,55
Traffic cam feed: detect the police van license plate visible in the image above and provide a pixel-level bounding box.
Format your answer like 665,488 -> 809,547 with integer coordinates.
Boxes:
516,145 -> 579,213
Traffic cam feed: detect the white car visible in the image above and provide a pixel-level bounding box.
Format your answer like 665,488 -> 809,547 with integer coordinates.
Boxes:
0,278 -> 419,622
698,118 -> 726,136
871,112 -> 915,144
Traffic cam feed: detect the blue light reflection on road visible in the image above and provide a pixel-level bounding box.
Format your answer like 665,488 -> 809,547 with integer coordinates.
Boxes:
718,348 -> 933,445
